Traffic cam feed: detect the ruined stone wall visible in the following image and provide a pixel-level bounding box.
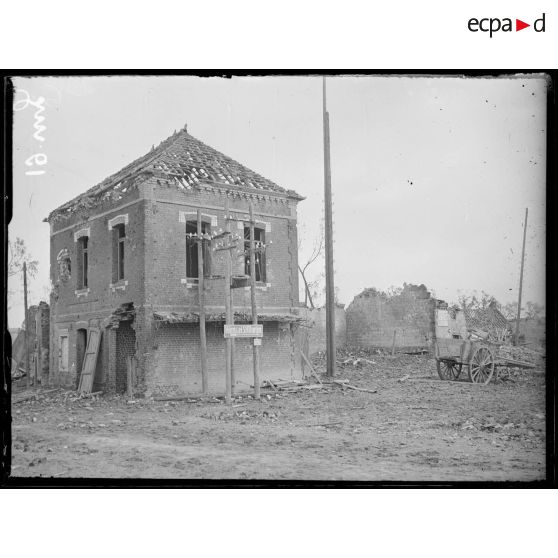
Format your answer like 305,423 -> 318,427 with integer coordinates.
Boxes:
346,285 -> 435,350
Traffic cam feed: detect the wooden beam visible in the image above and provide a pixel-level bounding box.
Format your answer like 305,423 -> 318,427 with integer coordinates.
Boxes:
126,356 -> 133,398
224,196 -> 232,404
23,262 -> 30,389
514,208 -> 528,346
299,349 -> 322,385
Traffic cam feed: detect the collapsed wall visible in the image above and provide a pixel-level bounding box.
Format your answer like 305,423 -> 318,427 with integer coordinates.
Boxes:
346,284 -> 435,350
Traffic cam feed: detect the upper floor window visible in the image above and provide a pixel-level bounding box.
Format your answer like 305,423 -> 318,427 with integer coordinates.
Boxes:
57,248 -> 71,282
244,225 -> 266,282
186,221 -> 211,279
77,236 -> 89,289
113,224 -> 125,282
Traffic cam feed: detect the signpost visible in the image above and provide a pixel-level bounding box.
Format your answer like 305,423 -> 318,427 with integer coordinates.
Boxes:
223,197 -> 233,403
248,202 -> 261,400
224,324 -> 263,338
218,198 -> 267,401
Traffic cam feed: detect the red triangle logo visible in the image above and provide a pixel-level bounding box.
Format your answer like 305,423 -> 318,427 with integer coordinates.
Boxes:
516,19 -> 530,31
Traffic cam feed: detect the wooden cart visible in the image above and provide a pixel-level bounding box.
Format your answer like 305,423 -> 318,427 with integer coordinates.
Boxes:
434,337 -> 500,384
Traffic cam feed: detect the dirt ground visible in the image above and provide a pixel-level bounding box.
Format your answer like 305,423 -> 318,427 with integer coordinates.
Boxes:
9,350 -> 546,482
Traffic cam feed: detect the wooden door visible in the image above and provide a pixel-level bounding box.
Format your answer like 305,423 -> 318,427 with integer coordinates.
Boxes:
78,327 -> 102,394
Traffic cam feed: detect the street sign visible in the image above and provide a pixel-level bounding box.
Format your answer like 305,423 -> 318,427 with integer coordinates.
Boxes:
224,324 -> 263,338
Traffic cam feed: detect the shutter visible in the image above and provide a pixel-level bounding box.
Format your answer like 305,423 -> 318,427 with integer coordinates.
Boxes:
78,327 -> 102,394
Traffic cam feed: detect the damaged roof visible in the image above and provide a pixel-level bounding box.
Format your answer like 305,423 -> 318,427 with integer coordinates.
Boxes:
153,310 -> 304,324
46,125 -> 303,222
464,303 -> 510,333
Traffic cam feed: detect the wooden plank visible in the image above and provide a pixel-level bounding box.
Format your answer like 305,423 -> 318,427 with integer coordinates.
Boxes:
333,380 -> 377,394
78,327 -> 102,394
197,209 -> 208,394
126,356 -> 133,397
299,349 -> 322,385
499,357 -> 536,369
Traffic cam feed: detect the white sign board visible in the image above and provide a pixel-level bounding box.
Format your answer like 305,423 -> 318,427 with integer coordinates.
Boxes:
224,324 -> 263,338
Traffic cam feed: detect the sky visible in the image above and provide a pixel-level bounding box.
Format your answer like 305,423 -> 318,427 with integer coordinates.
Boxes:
9,74 -> 546,326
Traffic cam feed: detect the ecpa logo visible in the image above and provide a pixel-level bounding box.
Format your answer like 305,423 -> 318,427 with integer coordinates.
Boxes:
468,13 -> 546,37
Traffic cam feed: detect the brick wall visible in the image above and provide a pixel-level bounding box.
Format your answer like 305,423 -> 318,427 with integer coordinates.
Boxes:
144,180 -> 299,313
146,321 -> 300,397
49,176 -> 302,394
49,188 -> 146,386
346,285 -> 435,350
49,193 -> 146,317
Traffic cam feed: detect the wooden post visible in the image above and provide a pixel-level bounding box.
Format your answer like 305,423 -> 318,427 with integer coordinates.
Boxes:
126,355 -> 133,398
224,197 -> 232,404
514,207 -> 528,346
249,202 -> 261,400
391,329 -> 396,356
228,207 -> 235,396
197,209 -> 208,394
23,262 -> 30,389
323,76 -> 336,378
231,339 -> 236,396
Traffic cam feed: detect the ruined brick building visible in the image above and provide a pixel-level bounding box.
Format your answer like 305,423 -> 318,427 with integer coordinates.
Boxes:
346,284 -> 435,350
46,125 -> 304,396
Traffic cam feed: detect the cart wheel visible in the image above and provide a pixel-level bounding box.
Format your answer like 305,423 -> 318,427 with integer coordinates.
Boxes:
436,359 -> 462,380
468,346 -> 495,384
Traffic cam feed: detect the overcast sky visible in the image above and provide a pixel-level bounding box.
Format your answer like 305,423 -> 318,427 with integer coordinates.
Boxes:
10,74 -> 546,326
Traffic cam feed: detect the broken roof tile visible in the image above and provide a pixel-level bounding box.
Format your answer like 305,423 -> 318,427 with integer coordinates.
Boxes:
46,127 -> 303,222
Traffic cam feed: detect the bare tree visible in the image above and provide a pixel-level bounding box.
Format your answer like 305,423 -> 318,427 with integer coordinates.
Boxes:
8,238 -> 39,311
298,225 -> 324,309
457,290 -> 499,312
9,237 -> 38,278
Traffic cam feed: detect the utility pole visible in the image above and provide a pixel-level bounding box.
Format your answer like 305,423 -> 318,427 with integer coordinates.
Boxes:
197,209 -> 208,394
249,202 -> 261,400
23,261 -> 30,389
514,207 -> 528,346
223,196 -> 233,403
323,76 -> 336,377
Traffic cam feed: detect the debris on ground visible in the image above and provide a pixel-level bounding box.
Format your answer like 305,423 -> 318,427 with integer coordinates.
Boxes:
10,346 -> 545,481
